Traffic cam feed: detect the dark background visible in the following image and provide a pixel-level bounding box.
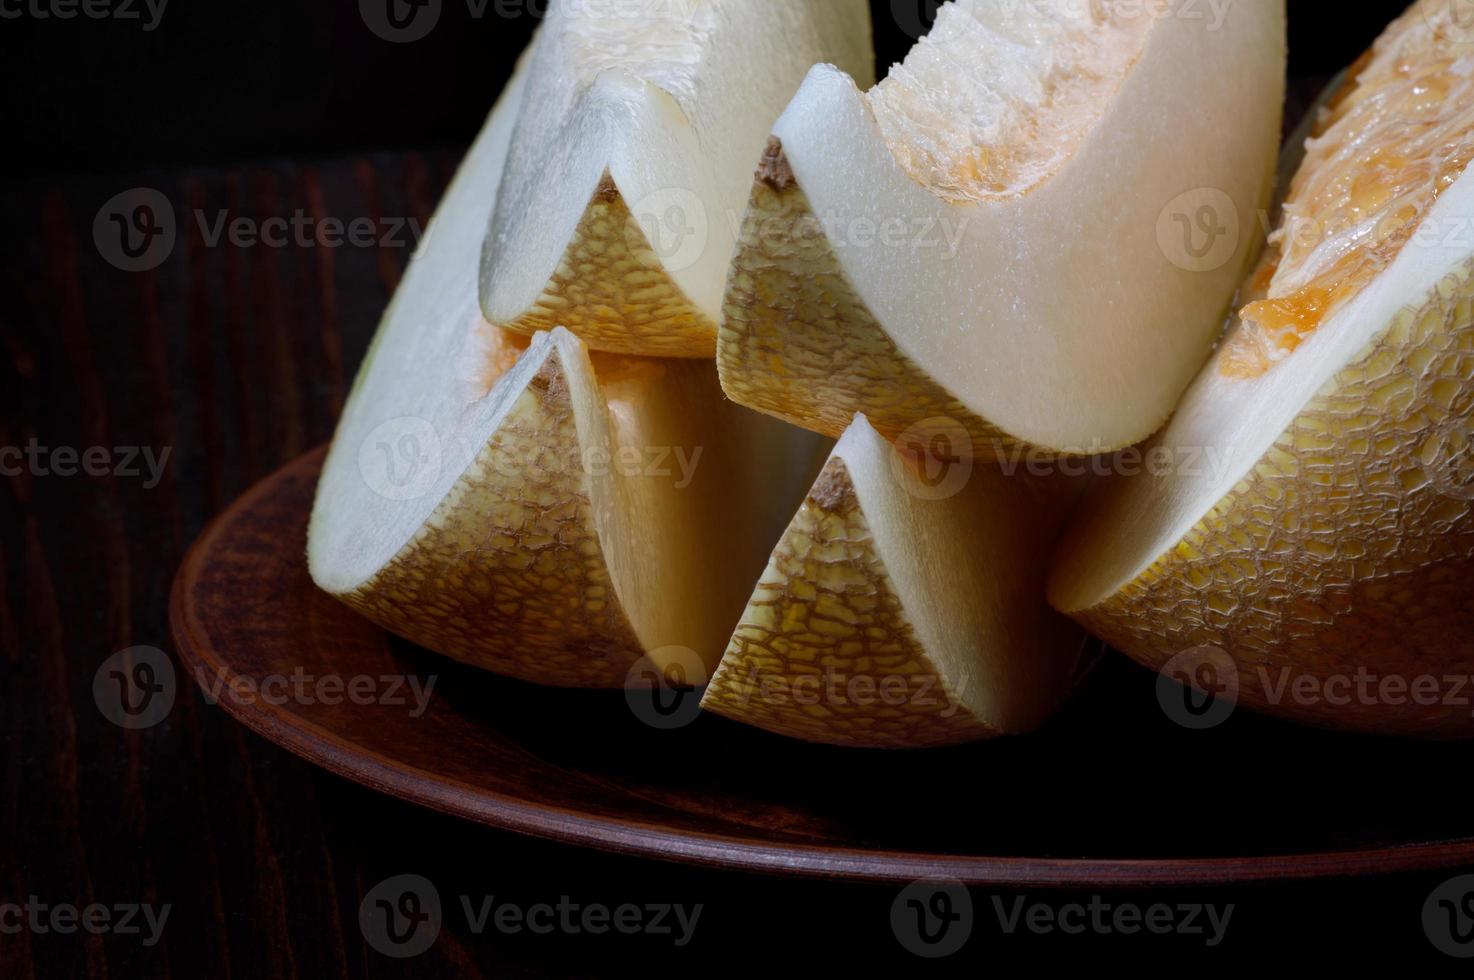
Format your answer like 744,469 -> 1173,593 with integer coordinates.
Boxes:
2,1 -> 1466,976
0,0 -> 1415,180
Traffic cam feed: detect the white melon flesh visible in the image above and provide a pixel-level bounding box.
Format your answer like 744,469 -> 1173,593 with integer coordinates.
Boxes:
478,0 -> 874,358
719,0 -> 1286,456
309,48 -> 828,687
1050,3 -> 1474,736
701,415 -> 1090,748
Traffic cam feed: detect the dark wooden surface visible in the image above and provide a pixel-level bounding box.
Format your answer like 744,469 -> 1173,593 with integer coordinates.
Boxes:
4,122 -> 1474,977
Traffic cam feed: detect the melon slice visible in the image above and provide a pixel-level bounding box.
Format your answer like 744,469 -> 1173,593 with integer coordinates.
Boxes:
719,0 -> 1286,457
701,415 -> 1090,748
308,47 -> 828,687
1049,1 -> 1474,736
478,0 -> 874,359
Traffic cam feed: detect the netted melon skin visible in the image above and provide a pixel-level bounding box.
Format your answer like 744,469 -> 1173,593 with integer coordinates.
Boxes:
701,459 -> 997,748
494,173 -> 717,358
717,140 -> 1036,462
1075,258 -> 1474,737
332,352 -> 646,688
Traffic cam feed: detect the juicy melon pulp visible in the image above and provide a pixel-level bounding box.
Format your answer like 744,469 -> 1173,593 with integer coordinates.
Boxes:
1224,0 -> 1474,377
868,0 -> 1152,202
701,415 -> 1090,748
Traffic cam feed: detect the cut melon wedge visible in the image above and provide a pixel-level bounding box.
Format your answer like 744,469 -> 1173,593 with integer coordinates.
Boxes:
308,47 -> 827,686
1050,2 -> 1474,736
478,0 -> 874,359
719,0 -> 1286,456
701,415 -> 1090,748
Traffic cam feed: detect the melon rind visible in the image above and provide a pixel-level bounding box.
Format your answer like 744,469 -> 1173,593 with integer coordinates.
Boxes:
493,172 -> 718,358
701,456 -> 1000,747
718,140 -> 1028,457
703,416 -> 1088,748
1057,256 -> 1474,736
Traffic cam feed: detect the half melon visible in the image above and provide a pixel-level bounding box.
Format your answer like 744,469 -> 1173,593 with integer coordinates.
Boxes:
1050,0 -> 1474,736
308,46 -> 828,686
478,0 -> 874,359
719,0 -> 1286,457
701,415 -> 1090,748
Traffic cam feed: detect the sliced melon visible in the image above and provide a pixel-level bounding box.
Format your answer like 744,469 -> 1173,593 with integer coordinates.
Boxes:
309,48 -> 827,687
1050,1 -> 1474,736
701,415 -> 1090,748
478,0 -> 874,359
719,0 -> 1286,456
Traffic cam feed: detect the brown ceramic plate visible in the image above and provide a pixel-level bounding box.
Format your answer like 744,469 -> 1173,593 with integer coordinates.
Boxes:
170,448 -> 1474,886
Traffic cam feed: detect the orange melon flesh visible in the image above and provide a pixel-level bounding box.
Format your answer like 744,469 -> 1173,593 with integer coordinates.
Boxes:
1224,0 -> 1474,377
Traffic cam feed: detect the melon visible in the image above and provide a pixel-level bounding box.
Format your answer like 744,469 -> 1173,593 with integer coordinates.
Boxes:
478,0 -> 874,358
1050,0 -> 1474,736
701,415 -> 1090,748
308,44 -> 827,686
718,0 -> 1286,457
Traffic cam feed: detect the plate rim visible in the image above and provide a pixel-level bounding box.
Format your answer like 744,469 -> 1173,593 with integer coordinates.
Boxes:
169,448 -> 1474,888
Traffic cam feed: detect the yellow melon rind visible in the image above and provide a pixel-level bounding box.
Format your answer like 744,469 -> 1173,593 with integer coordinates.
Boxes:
1070,255 -> 1474,736
700,457 -> 998,748
713,142 -> 1126,462
717,141 -> 1054,462
335,344 -> 647,688
494,171 -> 718,359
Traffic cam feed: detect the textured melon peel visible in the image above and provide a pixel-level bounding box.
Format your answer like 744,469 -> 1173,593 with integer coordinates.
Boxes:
492,172 -> 718,359
1053,259 -> 1474,736
1049,8 -> 1474,737
719,138 -> 1030,457
702,415 -> 1090,748
319,331 -> 646,687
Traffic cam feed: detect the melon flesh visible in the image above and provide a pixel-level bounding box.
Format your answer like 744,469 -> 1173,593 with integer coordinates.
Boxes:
1050,2 -> 1474,736
309,45 -> 828,686
701,415 -> 1089,748
478,0 -> 874,358
719,0 -> 1286,457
